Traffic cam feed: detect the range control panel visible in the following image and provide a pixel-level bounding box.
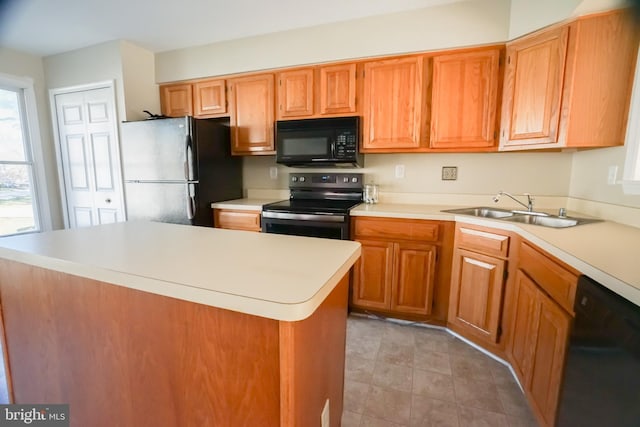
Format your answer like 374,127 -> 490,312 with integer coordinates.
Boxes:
289,173 -> 363,190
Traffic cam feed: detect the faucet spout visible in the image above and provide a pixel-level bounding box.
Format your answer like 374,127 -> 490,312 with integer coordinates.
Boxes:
493,191 -> 534,212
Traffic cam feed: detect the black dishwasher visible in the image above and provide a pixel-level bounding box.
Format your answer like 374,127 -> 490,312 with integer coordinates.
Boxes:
556,275 -> 640,426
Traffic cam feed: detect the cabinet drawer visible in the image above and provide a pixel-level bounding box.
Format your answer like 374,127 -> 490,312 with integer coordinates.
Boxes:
456,225 -> 510,257
518,242 -> 578,313
352,217 -> 440,242
214,209 -> 261,232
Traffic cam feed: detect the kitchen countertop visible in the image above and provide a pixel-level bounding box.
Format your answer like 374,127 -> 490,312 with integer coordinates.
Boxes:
352,203 -> 640,307
211,198 -> 281,210
0,221 -> 361,321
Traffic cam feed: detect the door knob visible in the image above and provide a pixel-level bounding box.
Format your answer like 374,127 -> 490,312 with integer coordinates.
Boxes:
105,198 -> 112,203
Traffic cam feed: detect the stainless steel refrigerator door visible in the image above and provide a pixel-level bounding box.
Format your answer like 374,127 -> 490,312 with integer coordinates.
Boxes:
124,182 -> 197,225
120,117 -> 196,182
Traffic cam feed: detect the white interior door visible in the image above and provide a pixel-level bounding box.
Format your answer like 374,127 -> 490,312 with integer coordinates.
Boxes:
53,85 -> 124,228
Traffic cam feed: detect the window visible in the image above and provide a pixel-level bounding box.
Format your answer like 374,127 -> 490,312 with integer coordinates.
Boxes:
0,77 -> 48,236
623,47 -> 640,195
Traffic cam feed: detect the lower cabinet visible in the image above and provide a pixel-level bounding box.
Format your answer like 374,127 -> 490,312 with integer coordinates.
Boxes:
507,242 -> 576,427
447,224 -> 511,351
350,217 -> 453,322
213,208 -> 261,232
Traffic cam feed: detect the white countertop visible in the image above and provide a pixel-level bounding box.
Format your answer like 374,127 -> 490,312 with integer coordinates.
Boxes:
0,221 -> 361,322
352,203 -> 640,307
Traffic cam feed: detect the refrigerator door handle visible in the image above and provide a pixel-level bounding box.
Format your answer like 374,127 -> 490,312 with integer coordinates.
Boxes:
186,183 -> 196,220
185,135 -> 195,181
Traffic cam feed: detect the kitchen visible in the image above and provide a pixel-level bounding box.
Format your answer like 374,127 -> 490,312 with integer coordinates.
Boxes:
1,0 -> 640,426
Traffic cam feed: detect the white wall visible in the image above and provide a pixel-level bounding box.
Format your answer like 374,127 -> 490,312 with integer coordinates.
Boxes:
0,47 -> 64,229
155,0 -> 510,82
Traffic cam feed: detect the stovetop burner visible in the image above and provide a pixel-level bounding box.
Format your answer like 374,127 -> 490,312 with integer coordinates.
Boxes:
262,198 -> 362,215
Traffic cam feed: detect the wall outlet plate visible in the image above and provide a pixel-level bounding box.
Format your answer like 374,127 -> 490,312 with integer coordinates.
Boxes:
395,165 -> 405,179
269,166 -> 278,180
442,166 -> 457,180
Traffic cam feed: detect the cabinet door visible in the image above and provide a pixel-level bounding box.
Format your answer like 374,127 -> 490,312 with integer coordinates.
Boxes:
362,57 -> 425,151
213,209 -> 261,232
391,242 -> 437,316
529,289 -> 570,427
318,63 -> 357,115
508,270 -> 539,385
500,26 -> 569,147
228,74 -> 275,155
431,49 -> 500,149
277,69 -> 314,119
194,80 -> 226,117
352,240 -> 394,311
448,248 -> 505,343
160,83 -> 193,117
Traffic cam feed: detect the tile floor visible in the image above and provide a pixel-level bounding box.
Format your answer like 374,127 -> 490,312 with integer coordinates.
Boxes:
342,315 -> 538,427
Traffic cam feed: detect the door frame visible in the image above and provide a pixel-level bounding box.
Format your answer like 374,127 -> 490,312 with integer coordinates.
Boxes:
49,80 -> 124,228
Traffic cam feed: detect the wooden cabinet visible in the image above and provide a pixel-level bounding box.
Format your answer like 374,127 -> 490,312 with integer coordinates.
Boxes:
228,74 -> 275,155
501,10 -> 640,149
361,56 -> 427,151
318,63 -> 357,115
160,83 -> 193,117
430,48 -> 501,149
277,69 -> 314,119
507,241 -> 578,427
448,225 -> 510,348
508,270 -> 571,427
213,209 -> 261,232
194,79 -> 227,117
351,217 -> 453,321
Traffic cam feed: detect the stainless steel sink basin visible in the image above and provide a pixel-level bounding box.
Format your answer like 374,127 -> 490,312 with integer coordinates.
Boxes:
443,207 -> 602,228
501,214 -> 601,228
443,207 -> 515,219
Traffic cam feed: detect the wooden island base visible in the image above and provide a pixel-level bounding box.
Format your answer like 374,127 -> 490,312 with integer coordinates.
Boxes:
0,259 -> 349,427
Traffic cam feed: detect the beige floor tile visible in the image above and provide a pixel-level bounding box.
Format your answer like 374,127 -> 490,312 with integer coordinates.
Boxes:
363,385 -> 412,425
378,339 -> 415,367
496,384 -> 534,419
342,410 -> 363,427
344,380 -> 370,414
453,377 -> 504,413
348,316 -> 387,340
448,338 -> 488,359
412,368 -> 456,401
410,394 -> 459,427
383,322 -> 417,346
490,364 -> 520,387
414,350 -> 452,375
450,354 -> 495,383
504,414 -> 539,427
457,405 -> 509,427
414,328 -> 452,353
346,355 -> 376,383
360,415 -> 407,427
347,334 -> 382,360
372,361 -> 413,392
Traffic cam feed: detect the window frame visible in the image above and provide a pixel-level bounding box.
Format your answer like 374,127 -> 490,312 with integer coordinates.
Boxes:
0,72 -> 52,235
623,47 -> 640,195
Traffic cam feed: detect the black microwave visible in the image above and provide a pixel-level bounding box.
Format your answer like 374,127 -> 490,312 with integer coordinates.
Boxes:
275,116 -> 363,167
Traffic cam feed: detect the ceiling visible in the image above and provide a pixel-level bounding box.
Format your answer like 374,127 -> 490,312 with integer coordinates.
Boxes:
0,0 -> 464,57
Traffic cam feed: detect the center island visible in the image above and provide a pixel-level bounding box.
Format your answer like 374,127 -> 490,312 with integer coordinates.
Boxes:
0,221 -> 361,426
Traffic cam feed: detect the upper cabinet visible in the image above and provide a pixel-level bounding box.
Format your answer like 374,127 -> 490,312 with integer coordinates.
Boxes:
361,56 -> 428,152
318,63 -> 357,115
193,79 -> 227,117
160,83 -> 193,117
276,63 -> 358,119
500,10 -> 640,150
430,48 -> 502,150
228,73 -> 276,155
277,69 -> 314,119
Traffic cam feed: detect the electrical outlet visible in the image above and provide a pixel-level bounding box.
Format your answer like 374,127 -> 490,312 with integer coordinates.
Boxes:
269,167 -> 278,180
442,166 -> 458,181
607,165 -> 618,185
321,399 -> 330,427
395,165 -> 405,179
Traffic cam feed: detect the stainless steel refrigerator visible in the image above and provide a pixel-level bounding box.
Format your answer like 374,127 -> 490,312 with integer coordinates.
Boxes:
120,117 -> 242,227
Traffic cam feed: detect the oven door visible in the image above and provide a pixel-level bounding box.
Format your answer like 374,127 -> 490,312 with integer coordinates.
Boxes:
261,212 -> 349,240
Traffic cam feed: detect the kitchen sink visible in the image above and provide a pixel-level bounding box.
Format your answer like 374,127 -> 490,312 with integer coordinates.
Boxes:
442,207 -> 515,219
501,214 -> 601,228
443,207 -> 602,228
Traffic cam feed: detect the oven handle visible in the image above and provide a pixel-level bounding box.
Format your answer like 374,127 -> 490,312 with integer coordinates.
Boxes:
262,211 -> 346,223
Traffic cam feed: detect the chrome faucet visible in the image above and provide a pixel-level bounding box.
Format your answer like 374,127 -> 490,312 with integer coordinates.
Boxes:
493,191 -> 534,212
